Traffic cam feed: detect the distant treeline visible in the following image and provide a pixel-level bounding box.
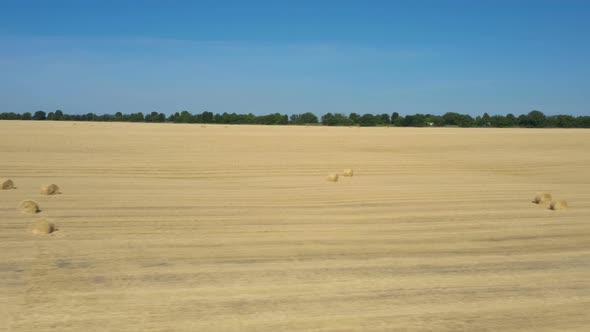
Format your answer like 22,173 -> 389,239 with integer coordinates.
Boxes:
1,110 -> 589,128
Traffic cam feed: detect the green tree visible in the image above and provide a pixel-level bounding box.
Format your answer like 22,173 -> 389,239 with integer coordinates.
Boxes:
348,113 -> 360,124
179,111 -> 193,123
442,112 -> 473,127
145,111 -> 164,122
256,113 -> 288,125
426,114 -> 445,126
476,112 -> 491,127
33,111 -> 46,120
402,114 -> 427,127
291,112 -> 319,125
553,115 -> 576,128
114,112 -> 123,121
442,112 -> 461,126
168,112 -> 181,123
517,114 -> 528,127
576,116 -> 590,128
0,112 -> 20,120
391,112 -> 400,124
526,110 -> 546,128
128,112 -> 144,122
53,110 -> 63,120
489,115 -> 512,127
358,114 -> 378,126
321,113 -> 352,126
505,113 -> 517,127
202,111 -> 214,123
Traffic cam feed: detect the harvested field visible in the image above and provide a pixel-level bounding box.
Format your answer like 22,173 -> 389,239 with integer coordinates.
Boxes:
1,121 -> 589,331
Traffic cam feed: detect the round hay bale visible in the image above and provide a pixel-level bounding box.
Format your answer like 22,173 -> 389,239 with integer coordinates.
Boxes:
19,200 -> 40,214
532,192 -> 552,204
40,184 -> 60,195
342,169 -> 354,177
549,200 -> 568,210
1,178 -> 14,190
30,220 -> 55,235
326,174 -> 339,182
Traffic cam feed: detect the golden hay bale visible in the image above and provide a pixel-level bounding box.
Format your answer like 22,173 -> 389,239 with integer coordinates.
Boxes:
1,178 -> 14,190
532,192 -> 552,204
40,184 -> 60,195
342,169 -> 354,177
326,174 -> 339,182
19,200 -> 40,214
30,220 -> 55,235
549,200 -> 568,210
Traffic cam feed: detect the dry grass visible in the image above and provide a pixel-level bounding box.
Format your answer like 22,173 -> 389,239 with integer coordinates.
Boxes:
342,169 -> 354,177
1,122 -> 589,331
30,220 -> 55,235
18,200 -> 39,214
326,174 -> 339,182
549,200 -> 569,210
1,178 -> 14,190
40,184 -> 60,195
532,192 -> 552,204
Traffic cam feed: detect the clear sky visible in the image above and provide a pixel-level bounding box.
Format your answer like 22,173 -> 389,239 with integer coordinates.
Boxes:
1,0 -> 589,116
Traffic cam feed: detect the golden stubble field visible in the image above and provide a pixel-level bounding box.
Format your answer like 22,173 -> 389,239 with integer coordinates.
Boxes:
1,121 -> 589,331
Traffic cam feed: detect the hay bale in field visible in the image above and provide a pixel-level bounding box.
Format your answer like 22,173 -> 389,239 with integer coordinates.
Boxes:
549,200 -> 568,210
342,169 -> 354,177
30,220 -> 55,235
40,184 -> 60,195
326,174 -> 339,182
532,192 -> 552,204
1,178 -> 14,190
19,200 -> 40,214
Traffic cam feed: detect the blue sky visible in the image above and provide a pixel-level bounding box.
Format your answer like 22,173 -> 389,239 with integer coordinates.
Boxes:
0,0 -> 589,116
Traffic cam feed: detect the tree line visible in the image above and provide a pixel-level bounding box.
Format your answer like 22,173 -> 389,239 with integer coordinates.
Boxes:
1,109 -> 589,128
